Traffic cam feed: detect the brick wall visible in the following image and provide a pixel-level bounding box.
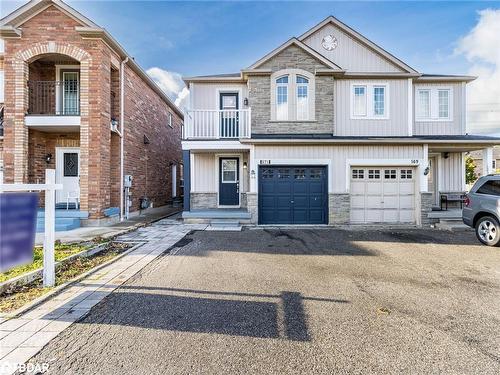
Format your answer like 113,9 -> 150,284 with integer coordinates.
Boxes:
123,66 -> 183,211
2,5 -> 183,218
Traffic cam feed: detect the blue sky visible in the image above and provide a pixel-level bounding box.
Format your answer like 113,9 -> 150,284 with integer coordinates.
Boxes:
2,1 -> 500,134
1,0 -> 495,75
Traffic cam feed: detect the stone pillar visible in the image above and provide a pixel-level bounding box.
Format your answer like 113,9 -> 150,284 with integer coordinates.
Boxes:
420,192 -> 433,227
329,193 -> 350,225
246,192 -> 258,224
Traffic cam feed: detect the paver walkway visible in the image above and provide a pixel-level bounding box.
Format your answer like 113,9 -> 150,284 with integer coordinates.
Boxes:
0,219 -> 206,375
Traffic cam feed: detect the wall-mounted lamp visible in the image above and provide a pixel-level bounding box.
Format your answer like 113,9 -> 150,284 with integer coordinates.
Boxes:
443,152 -> 449,159
424,166 -> 430,176
243,98 -> 249,106
45,153 -> 52,164
243,162 -> 248,169
250,169 -> 256,179
143,135 -> 150,145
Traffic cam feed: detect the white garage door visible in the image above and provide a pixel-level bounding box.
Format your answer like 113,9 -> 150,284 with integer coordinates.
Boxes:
350,167 -> 416,224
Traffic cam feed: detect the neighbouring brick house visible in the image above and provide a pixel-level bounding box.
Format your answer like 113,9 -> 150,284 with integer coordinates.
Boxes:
0,0 -> 183,228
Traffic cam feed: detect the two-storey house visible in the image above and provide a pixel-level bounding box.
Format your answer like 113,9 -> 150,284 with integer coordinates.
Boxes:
0,0 -> 183,230
182,16 -> 500,226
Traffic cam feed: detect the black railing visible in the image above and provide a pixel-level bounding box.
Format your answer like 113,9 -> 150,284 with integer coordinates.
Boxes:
27,81 -> 80,116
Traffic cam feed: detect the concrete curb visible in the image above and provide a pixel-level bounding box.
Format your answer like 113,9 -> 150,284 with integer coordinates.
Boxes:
0,242 -> 145,319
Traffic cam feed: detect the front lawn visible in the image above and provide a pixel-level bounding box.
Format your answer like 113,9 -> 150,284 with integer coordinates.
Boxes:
0,243 -> 90,283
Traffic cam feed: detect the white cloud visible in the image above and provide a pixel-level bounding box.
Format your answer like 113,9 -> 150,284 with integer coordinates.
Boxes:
146,67 -> 189,110
455,9 -> 500,135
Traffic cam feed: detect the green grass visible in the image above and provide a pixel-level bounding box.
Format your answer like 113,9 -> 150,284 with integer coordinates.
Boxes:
0,242 -> 130,313
0,243 -> 90,283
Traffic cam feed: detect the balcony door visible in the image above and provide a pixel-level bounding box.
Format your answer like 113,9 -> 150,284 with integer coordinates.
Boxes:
219,92 -> 239,138
61,70 -> 79,115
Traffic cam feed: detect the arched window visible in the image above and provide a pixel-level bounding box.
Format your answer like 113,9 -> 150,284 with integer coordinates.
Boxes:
271,69 -> 314,121
276,76 -> 289,121
296,76 -> 309,120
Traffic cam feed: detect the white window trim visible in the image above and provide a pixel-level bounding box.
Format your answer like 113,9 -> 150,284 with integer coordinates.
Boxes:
415,86 -> 453,122
270,69 -> 315,122
350,82 -> 390,120
168,112 -> 173,128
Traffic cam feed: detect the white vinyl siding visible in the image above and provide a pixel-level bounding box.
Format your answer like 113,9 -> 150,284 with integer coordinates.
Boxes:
350,82 -> 389,120
254,144 -> 423,193
189,83 -> 248,110
301,22 -> 404,73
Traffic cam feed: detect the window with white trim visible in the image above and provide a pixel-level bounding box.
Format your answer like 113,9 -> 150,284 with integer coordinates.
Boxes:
296,76 -> 309,120
353,86 -> 367,116
415,87 -> 453,121
271,69 -> 315,121
351,83 -> 389,119
168,112 -> 173,128
276,76 -> 289,121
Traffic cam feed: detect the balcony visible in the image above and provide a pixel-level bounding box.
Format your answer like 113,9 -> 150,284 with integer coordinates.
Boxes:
25,80 -> 81,132
183,109 -> 251,140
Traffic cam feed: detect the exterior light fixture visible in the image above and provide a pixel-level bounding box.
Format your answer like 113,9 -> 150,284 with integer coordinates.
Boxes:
244,98 -> 249,106
250,169 -> 256,178
243,162 -> 248,169
45,153 -> 52,164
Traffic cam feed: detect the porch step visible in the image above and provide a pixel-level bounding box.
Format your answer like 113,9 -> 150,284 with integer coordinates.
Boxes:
434,219 -> 469,231
182,209 -> 251,220
36,217 -> 81,233
210,219 -> 241,227
37,209 -> 89,219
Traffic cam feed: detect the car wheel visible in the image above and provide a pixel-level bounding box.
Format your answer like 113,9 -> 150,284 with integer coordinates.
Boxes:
475,216 -> 500,246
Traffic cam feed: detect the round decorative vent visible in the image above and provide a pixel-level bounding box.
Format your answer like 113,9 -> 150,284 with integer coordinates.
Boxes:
321,35 -> 338,51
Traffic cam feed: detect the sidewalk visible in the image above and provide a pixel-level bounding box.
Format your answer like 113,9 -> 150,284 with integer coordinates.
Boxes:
0,218 -> 207,375
34,205 -> 181,245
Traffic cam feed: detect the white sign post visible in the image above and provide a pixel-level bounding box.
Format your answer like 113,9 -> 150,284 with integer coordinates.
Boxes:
0,169 -> 62,287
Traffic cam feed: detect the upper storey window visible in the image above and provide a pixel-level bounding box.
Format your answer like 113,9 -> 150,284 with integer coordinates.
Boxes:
415,87 -> 453,121
276,76 -> 289,121
271,69 -> 315,121
296,76 -> 309,120
351,83 -> 389,120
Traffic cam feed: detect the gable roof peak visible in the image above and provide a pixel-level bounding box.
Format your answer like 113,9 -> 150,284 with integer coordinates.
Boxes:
247,37 -> 344,71
298,15 -> 419,74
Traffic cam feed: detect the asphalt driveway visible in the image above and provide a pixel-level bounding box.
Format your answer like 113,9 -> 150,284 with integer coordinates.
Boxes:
25,228 -> 500,374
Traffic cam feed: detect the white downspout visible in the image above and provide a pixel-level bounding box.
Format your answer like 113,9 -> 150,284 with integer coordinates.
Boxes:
120,57 -> 129,221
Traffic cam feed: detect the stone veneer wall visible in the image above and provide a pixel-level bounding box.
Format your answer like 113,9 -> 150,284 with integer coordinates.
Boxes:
329,193 -> 350,225
246,193 -> 258,224
248,45 -> 334,135
420,192 -> 434,226
191,193 -> 217,209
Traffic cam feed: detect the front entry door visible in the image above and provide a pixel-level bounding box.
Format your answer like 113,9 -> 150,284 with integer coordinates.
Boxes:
55,147 -> 80,204
219,158 -> 239,206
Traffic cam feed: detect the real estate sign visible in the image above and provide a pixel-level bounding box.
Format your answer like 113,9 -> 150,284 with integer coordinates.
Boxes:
0,192 -> 39,273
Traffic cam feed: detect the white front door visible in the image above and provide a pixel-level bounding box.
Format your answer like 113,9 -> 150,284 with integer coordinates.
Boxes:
55,147 -> 80,204
350,167 -> 416,224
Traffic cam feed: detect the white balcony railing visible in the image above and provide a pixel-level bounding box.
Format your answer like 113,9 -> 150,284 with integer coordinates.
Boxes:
183,109 -> 251,139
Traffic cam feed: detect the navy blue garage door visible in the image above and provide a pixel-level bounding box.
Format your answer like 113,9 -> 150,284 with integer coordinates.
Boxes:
258,166 -> 328,224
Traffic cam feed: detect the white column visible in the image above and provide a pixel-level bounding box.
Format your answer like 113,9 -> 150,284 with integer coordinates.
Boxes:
43,169 -> 56,287
483,147 -> 494,176
249,145 -> 257,193
420,144 -> 429,192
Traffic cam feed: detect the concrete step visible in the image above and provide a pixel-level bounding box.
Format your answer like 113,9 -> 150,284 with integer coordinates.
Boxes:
37,209 -> 89,219
210,219 -> 241,227
206,225 -> 242,232
36,217 -> 81,233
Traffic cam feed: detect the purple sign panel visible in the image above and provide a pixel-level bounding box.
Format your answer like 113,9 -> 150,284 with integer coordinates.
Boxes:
0,192 -> 39,273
